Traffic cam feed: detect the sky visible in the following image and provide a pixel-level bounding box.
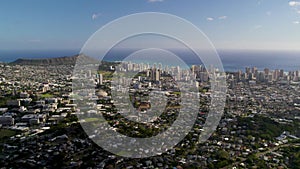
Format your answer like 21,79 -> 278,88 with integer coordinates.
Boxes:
1,0 -> 300,51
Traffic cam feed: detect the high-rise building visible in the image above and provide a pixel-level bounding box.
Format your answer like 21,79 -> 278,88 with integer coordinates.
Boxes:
258,72 -> 265,82
264,68 -> 270,75
151,68 -> 160,81
252,67 -> 258,74
245,67 -> 251,74
274,69 -> 279,80
146,70 -> 150,77
155,69 -> 160,81
268,74 -> 274,82
280,69 -> 284,78
248,73 -> 255,80
98,73 -> 103,85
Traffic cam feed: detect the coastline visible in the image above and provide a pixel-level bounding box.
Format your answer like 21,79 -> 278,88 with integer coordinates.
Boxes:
1,49 -> 300,72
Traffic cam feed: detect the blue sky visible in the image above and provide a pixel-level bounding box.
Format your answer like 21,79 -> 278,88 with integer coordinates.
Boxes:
1,0 -> 300,51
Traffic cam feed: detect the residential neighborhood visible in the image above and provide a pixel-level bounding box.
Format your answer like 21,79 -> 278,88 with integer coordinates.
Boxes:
0,59 -> 300,168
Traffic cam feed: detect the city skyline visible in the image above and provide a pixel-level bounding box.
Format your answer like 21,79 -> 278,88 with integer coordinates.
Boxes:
2,1 -> 300,168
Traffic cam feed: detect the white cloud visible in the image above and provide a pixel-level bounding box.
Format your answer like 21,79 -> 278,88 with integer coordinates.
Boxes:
254,25 -> 263,30
206,17 -> 214,21
218,16 -> 227,20
266,11 -> 272,16
148,0 -> 164,2
92,13 -> 101,20
289,1 -> 300,7
289,1 -> 300,15
293,21 -> 300,24
257,0 -> 265,5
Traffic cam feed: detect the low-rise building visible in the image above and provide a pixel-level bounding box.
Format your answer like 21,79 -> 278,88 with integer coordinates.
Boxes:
0,115 -> 14,126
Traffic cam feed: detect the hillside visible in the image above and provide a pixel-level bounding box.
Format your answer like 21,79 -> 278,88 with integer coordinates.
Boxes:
10,55 -> 99,66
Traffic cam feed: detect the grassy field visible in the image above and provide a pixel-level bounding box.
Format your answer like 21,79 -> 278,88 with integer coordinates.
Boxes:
40,93 -> 54,98
0,129 -> 17,139
82,117 -> 106,123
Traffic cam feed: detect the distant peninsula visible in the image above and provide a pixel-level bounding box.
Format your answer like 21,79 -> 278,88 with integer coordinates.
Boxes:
10,55 -> 80,65
9,54 -> 101,66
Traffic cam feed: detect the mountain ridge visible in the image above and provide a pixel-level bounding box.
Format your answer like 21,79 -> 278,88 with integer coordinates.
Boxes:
9,55 -> 99,65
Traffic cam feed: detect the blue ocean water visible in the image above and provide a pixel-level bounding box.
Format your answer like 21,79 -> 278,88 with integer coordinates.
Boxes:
1,49 -> 300,72
219,50 -> 300,72
103,49 -> 300,72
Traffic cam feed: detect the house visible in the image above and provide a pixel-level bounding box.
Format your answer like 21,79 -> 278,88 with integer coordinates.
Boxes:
7,100 -> 21,107
0,115 -> 14,126
20,92 -> 30,98
21,114 -> 37,123
0,108 -> 8,113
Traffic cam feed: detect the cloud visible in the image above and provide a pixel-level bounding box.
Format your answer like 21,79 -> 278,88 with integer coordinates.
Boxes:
257,0 -> 264,5
293,21 -> 300,24
207,16 -> 227,21
254,25 -> 263,29
218,16 -> 227,20
289,1 -> 300,15
92,13 -> 101,20
148,0 -> 164,2
289,1 -> 300,6
266,11 -> 272,16
206,17 -> 214,21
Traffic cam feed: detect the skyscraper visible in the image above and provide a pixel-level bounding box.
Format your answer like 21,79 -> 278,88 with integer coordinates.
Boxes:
98,73 -> 103,85
151,68 -> 160,81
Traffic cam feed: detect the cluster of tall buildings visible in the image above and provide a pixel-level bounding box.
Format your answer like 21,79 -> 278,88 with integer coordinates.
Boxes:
116,62 -> 179,81
115,62 -> 212,83
96,62 -> 299,86
233,67 -> 300,82
148,68 -> 160,81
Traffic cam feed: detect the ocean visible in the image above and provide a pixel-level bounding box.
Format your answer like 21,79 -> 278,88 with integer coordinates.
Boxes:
103,49 -> 300,72
1,49 -> 300,72
218,50 -> 300,72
